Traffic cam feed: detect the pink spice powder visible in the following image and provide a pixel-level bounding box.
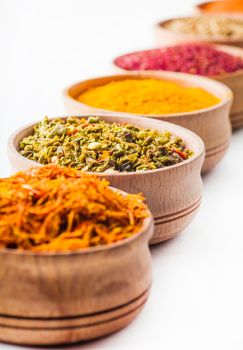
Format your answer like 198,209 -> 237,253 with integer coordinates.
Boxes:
114,43 -> 243,77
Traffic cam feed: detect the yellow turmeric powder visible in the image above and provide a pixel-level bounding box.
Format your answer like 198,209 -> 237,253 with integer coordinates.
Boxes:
77,78 -> 220,115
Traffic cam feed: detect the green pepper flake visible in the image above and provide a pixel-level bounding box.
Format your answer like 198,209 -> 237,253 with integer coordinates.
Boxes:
19,116 -> 193,173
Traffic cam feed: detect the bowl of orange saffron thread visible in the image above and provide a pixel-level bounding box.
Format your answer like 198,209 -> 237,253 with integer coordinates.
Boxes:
0,164 -> 153,346
63,73 -> 232,172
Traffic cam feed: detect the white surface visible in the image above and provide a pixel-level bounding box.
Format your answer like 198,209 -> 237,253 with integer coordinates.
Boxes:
1,0 -> 243,349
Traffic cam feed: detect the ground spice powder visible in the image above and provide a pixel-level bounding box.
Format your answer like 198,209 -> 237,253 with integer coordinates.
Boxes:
77,78 -> 220,114
201,1 -> 243,14
115,44 -> 243,77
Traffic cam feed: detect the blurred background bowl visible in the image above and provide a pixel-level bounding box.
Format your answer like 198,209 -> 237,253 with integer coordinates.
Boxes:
196,1 -> 243,16
155,17 -> 243,48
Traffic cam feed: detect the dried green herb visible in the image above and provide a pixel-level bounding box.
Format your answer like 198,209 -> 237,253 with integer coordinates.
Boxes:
19,116 -> 193,173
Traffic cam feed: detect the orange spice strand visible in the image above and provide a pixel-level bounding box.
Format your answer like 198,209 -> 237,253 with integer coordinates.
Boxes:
0,165 -> 148,252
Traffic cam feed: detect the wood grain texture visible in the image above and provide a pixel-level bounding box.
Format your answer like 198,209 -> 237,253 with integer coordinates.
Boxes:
214,45 -> 243,129
0,213 -> 153,345
112,45 -> 243,129
0,292 -> 148,345
155,18 -> 243,48
63,72 -> 232,172
8,114 -> 204,244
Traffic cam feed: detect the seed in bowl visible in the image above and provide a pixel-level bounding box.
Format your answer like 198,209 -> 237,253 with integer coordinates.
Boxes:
0,165 -> 149,252
115,43 -> 243,77
162,16 -> 243,41
19,116 -> 193,172
77,78 -> 220,114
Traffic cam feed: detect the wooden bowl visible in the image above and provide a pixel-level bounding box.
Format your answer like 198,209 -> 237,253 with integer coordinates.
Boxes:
8,114 -> 205,245
63,73 -> 232,173
112,44 -> 243,129
155,17 -> 243,48
196,1 -> 243,16
0,203 -> 153,345
213,45 -> 243,128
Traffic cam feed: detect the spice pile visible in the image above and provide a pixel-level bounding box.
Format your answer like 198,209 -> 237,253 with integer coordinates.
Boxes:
162,16 -> 243,41
200,0 -> 243,14
19,116 -> 192,172
77,78 -> 220,114
0,165 -> 148,251
114,43 -> 243,76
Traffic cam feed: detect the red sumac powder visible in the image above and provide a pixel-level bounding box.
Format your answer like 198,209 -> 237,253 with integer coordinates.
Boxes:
115,43 -> 243,77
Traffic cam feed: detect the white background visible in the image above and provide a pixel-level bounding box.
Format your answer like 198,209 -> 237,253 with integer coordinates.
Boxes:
1,0 -> 243,349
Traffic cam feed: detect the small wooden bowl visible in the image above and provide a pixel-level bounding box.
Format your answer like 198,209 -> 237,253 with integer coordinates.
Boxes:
63,73 -> 232,172
196,1 -> 243,16
112,44 -> 243,129
213,45 -> 243,128
155,17 -> 243,48
8,114 -> 205,245
0,204 -> 153,345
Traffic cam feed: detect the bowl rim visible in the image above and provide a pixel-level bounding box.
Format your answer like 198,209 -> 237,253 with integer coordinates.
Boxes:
8,113 -> 205,178
112,43 -> 243,80
63,72 -> 233,118
156,15 -> 243,44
